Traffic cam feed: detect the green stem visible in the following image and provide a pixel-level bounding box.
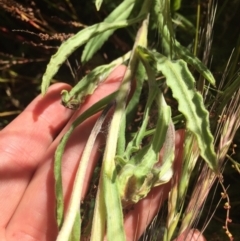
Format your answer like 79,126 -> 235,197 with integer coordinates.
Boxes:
193,0 -> 200,56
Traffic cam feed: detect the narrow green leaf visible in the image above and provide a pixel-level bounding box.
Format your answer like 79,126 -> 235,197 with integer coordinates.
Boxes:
61,64 -> 115,108
90,176 -> 106,241
41,16 -> 143,95
166,213 -> 181,241
61,51 -> 131,109
103,174 -> 126,241
82,0 -> 135,63
54,92 -> 116,227
137,46 -> 218,172
173,13 -> 196,35
175,41 -> 216,86
95,0 -> 103,11
116,63 -> 145,157
178,132 -> 199,200
68,210 -> 81,241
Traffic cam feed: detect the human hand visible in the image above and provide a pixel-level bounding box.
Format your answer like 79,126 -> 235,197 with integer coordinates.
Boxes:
0,65 -> 205,241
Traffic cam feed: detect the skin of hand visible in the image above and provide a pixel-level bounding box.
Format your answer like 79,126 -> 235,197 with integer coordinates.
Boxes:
0,65 -> 206,241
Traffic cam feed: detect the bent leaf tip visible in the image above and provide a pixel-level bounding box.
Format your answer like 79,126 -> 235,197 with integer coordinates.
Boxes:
41,74 -> 50,96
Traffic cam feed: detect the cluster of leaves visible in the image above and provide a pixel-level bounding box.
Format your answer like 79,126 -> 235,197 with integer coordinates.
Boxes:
0,0 -> 240,241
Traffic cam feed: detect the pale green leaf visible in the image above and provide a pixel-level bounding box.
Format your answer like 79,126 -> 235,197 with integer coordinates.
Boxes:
82,0 -> 135,63
103,175 -> 126,241
90,180 -> 106,241
175,41 -> 216,86
61,64 -> 115,108
41,16 -> 142,95
95,0 -> 103,11
61,51 -> 131,109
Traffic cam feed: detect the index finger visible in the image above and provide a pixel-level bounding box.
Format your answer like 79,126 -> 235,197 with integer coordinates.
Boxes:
0,83 -> 73,228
